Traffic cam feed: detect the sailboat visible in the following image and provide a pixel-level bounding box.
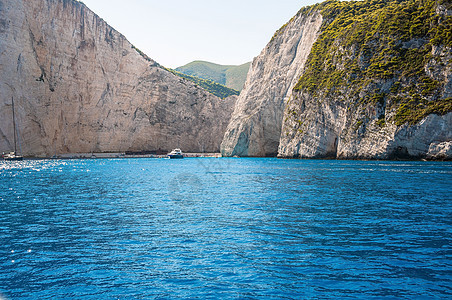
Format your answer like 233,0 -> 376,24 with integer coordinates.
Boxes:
3,97 -> 23,161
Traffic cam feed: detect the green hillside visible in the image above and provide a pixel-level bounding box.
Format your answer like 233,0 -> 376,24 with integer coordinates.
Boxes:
130,46 -> 238,99
166,68 -> 239,99
175,61 -> 251,91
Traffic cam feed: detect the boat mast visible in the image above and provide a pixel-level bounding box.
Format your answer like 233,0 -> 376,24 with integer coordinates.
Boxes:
11,97 -> 17,153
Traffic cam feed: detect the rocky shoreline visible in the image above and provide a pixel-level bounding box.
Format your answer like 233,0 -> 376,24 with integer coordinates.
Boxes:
8,153 -> 449,161
38,152 -> 223,159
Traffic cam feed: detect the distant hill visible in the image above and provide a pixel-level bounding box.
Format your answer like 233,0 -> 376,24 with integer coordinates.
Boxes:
130,47 -> 239,99
175,61 -> 251,91
166,68 -> 239,99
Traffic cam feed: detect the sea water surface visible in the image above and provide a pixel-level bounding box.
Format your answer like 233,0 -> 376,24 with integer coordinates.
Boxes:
0,158 -> 451,299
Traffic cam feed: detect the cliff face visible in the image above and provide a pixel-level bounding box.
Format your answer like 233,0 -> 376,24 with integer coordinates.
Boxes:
0,0 -> 234,157
279,0 -> 451,160
222,0 -> 452,160
279,92 -> 452,160
220,9 -> 323,157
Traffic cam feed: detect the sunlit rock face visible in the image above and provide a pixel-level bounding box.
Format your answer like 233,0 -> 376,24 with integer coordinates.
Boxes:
278,92 -> 452,160
220,10 -> 323,157
222,1 -> 451,160
278,3 -> 452,160
0,0 -> 235,157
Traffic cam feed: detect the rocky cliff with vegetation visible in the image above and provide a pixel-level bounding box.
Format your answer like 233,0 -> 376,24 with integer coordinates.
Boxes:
222,0 -> 451,160
166,68 -> 239,99
176,61 -> 251,92
0,0 -> 235,157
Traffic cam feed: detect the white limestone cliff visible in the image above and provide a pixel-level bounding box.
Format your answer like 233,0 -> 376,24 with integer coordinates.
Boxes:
222,2 -> 451,160
0,0 -> 234,157
220,9 -> 323,157
278,91 -> 452,160
278,8 -> 451,160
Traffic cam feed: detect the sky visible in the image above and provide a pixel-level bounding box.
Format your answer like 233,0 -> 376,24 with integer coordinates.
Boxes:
81,0 -> 322,68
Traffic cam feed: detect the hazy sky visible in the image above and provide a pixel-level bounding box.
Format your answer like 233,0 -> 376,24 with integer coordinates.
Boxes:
81,0 -> 321,68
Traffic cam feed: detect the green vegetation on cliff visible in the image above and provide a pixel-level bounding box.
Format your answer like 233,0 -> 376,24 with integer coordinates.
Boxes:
131,46 -> 239,99
166,68 -> 239,99
294,0 -> 451,125
175,61 -> 250,91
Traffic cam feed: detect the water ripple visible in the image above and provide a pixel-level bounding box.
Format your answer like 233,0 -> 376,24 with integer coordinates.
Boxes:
0,158 -> 451,299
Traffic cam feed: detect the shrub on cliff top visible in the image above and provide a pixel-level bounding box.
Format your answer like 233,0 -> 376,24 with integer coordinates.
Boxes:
294,0 -> 451,125
166,69 -> 239,99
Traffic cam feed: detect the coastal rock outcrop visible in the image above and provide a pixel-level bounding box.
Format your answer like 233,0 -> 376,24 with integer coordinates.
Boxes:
278,92 -> 452,159
0,0 -> 234,157
222,0 -> 451,160
220,9 -> 323,157
279,0 -> 451,160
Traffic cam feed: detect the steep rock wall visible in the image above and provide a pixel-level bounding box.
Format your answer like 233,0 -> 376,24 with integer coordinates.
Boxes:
0,0 -> 234,157
222,0 -> 451,160
279,1 -> 451,160
278,91 -> 452,160
220,9 -> 322,157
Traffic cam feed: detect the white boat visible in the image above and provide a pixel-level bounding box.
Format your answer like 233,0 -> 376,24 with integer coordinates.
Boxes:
3,97 -> 23,161
167,148 -> 183,159
3,151 -> 23,161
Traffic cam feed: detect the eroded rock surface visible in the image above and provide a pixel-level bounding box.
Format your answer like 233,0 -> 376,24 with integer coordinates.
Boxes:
220,10 -> 323,157
223,1 -> 451,160
0,0 -> 234,157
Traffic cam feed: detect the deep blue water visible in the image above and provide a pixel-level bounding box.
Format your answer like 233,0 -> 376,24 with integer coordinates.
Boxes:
0,158 -> 451,299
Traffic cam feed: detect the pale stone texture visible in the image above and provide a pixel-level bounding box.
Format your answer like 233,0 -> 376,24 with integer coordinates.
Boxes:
227,4 -> 451,160
278,43 -> 451,160
279,90 -> 452,160
220,10 -> 323,157
0,0 -> 234,157
427,141 -> 452,160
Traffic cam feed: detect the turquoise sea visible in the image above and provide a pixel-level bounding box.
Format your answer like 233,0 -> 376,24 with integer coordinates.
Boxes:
0,158 -> 451,299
